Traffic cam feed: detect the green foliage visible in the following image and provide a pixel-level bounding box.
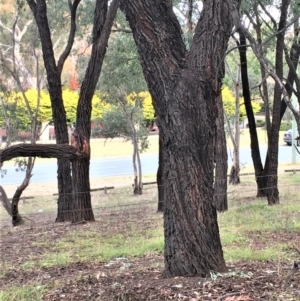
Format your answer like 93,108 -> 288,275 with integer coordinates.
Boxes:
100,101 -> 149,153
222,87 -> 261,122
0,91 -> 31,131
280,121 -> 292,131
98,16 -> 155,151
256,119 -> 265,128
0,89 -> 106,132
101,106 -> 132,139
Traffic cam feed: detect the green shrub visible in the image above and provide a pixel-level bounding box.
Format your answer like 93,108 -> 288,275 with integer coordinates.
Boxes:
280,121 -> 292,131
256,119 -> 265,127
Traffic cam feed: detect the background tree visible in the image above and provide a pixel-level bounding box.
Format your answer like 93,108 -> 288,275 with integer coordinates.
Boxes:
0,6 -> 46,225
0,0 -> 121,225
100,100 -> 149,194
99,24 -> 150,194
24,0 -> 120,223
237,0 -> 300,203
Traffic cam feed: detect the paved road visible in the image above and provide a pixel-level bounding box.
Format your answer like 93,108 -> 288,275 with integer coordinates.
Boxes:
1,145 -> 298,185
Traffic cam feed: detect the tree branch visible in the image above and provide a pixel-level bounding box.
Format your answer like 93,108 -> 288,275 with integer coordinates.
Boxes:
258,1 -> 277,29
0,19 -> 13,33
57,0 -> 81,75
0,144 -> 81,163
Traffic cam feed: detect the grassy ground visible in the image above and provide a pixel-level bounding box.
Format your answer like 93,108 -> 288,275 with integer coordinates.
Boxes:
1,129 -> 299,300
0,172 -> 300,300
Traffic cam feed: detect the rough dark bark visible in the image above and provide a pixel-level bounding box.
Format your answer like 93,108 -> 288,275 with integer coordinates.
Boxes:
213,95 -> 228,211
0,144 -> 80,163
121,0 -> 238,277
157,131 -> 165,212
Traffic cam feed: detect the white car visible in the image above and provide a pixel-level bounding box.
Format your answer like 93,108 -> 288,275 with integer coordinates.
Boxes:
283,129 -> 300,146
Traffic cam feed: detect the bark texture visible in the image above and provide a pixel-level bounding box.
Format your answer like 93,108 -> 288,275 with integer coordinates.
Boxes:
121,0 -> 237,277
0,144 -> 80,163
157,131 -> 165,212
214,95 -> 228,211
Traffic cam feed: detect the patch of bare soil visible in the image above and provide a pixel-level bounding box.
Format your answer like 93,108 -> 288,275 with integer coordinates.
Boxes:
0,208 -> 299,300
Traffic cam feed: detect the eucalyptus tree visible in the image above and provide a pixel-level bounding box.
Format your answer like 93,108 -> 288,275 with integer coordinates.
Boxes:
26,0 -> 120,222
120,0 -> 240,277
236,0 -> 300,204
0,0 -> 120,224
99,23 -> 149,194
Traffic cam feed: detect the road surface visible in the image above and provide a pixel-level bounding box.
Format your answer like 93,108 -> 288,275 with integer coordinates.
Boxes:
1,145 -> 298,185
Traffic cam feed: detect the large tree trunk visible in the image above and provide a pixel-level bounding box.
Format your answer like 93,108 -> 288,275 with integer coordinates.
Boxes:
157,131 -> 165,212
121,0 -> 237,277
214,95 -> 228,212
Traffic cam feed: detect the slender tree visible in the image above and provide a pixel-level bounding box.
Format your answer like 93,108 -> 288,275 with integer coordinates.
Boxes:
237,0 -> 300,203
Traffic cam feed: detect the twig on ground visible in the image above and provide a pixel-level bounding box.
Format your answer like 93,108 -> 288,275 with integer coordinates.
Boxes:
71,220 -> 87,225
284,261 -> 300,287
217,292 -> 244,300
293,245 -> 300,256
23,216 -> 36,223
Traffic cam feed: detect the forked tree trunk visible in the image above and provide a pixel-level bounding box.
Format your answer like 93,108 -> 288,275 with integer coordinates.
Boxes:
27,0 -> 120,223
121,0 -> 237,277
214,95 -> 228,211
69,0 -> 120,222
0,186 -> 23,224
157,131 -> 165,212
26,0 -> 74,221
